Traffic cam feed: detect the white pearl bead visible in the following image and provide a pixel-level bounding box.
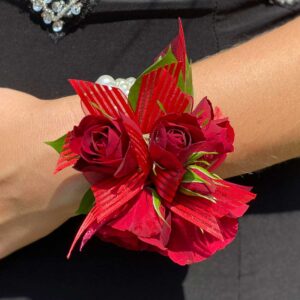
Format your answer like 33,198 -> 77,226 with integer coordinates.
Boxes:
119,82 -> 129,93
119,82 -> 129,89
126,77 -> 136,85
95,75 -> 135,96
115,78 -> 126,86
96,75 -> 115,86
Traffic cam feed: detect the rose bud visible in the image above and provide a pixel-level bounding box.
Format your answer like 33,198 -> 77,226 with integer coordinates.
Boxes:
149,113 -> 206,170
69,115 -> 138,183
149,113 -> 207,202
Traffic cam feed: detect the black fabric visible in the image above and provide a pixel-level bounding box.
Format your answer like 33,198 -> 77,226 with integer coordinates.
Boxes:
0,1 -> 300,299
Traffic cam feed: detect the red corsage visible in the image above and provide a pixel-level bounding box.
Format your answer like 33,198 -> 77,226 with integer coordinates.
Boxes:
46,19 -> 256,265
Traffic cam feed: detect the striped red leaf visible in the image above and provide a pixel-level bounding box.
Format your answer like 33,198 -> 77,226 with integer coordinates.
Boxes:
69,79 -> 136,120
135,67 -> 191,133
67,206 -> 97,258
54,131 -> 79,174
166,195 -> 224,241
157,18 -> 187,78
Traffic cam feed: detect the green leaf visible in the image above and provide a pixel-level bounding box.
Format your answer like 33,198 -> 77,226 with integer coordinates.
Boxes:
187,151 -> 218,165
128,47 -> 177,111
75,189 -> 95,215
178,57 -> 194,98
185,58 -> 194,97
195,160 -> 211,167
152,190 -> 169,226
188,165 -> 219,180
44,134 -> 67,154
182,168 -> 209,185
179,187 -> 217,203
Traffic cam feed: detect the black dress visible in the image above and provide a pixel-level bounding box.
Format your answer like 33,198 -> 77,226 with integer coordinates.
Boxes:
0,1 -> 300,299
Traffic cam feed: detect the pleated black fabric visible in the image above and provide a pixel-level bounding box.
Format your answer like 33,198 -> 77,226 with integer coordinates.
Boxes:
0,1 -> 299,299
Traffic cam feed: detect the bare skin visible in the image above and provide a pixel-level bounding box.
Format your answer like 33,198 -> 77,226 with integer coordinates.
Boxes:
0,16 -> 299,259
193,16 -> 300,178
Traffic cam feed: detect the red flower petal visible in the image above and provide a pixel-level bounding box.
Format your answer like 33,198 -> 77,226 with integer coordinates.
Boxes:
192,96 -> 214,122
95,189 -> 171,252
109,189 -> 169,240
166,214 -> 238,265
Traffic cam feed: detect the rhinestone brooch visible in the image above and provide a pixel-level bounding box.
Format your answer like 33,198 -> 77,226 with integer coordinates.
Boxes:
29,0 -> 86,33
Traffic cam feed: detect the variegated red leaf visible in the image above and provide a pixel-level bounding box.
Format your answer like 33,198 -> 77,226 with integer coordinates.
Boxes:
120,114 -> 150,174
67,206 -> 97,258
157,18 -> 187,78
54,131 -> 79,174
152,166 -> 185,203
69,79 -> 135,120
166,195 -> 224,241
67,172 -> 146,258
135,68 -> 191,133
92,171 -> 145,223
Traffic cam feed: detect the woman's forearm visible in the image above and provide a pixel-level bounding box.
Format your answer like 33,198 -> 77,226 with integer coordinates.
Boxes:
192,16 -> 300,178
52,16 -> 300,181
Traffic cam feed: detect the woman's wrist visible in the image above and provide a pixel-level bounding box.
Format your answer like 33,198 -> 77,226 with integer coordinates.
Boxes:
192,16 -> 300,178
39,95 -> 89,216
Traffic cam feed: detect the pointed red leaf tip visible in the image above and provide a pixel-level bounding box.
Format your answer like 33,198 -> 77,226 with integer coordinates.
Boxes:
157,18 -> 187,78
68,79 -> 136,120
67,172 -> 146,259
192,96 -> 214,121
135,67 -> 192,133
54,131 -> 79,174
67,206 -> 97,259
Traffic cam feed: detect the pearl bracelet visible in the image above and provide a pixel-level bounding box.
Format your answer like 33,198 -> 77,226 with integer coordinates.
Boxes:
96,75 -> 136,97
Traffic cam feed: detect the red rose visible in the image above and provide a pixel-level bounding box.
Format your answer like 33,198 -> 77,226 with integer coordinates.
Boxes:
149,113 -> 208,202
193,97 -> 235,171
69,115 -> 138,183
149,113 -> 205,169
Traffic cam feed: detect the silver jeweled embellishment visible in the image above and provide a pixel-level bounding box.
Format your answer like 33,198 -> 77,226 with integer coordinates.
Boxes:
29,0 -> 84,33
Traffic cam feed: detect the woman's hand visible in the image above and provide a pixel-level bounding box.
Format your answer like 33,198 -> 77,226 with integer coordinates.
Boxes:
0,88 -> 89,259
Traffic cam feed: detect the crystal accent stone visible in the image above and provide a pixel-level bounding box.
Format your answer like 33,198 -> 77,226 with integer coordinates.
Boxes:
32,0 -> 43,12
44,0 -> 52,4
52,1 -> 65,13
41,11 -> 53,24
52,20 -> 64,32
71,3 -> 82,15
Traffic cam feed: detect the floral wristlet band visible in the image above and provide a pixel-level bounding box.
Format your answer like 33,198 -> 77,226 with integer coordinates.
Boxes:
46,19 -> 256,266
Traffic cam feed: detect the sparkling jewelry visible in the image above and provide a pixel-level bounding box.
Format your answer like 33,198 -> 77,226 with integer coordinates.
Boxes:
28,0 -> 90,33
96,75 -> 136,97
